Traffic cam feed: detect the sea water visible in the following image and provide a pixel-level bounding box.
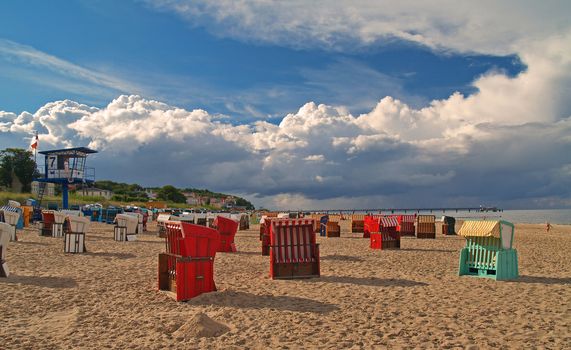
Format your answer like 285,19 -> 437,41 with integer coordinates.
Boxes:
345,209 -> 570,225
462,209 -> 571,225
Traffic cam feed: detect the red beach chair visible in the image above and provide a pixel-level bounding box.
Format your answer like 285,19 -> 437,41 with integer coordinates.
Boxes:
158,221 -> 220,301
269,219 -> 319,279
397,215 -> 416,236
370,216 -> 400,250
213,215 -> 239,252
40,210 -> 56,236
363,214 -> 381,238
260,217 -> 275,256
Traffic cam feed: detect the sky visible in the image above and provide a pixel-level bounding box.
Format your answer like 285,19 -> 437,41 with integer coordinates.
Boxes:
0,0 -> 570,210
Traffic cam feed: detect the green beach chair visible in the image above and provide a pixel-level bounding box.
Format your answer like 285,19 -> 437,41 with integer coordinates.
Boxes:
458,220 -> 518,280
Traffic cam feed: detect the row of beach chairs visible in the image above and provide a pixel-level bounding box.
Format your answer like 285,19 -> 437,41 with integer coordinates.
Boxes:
2,202 -> 520,301
161,215 -> 518,303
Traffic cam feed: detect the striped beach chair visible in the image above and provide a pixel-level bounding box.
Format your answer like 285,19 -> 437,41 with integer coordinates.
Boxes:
370,216 -> 400,250
416,215 -> 436,239
351,214 -> 365,234
397,215 -> 415,236
269,219 -> 319,279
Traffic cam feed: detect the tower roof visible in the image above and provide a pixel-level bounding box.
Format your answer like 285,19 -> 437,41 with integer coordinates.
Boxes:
39,147 -> 98,156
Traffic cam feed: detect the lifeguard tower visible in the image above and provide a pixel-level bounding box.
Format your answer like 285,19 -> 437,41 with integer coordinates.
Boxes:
35,147 -> 97,210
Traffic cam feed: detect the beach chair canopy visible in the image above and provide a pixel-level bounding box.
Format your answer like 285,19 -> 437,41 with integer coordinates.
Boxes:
8,200 -> 20,207
1,209 -> 20,226
157,213 -> 172,223
60,210 -> 83,217
68,215 -> 90,233
380,216 -> 398,227
417,215 -> 435,223
115,214 -> 139,234
457,220 -> 514,249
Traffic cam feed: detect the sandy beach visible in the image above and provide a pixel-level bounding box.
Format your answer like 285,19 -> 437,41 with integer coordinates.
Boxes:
1,221 -> 570,349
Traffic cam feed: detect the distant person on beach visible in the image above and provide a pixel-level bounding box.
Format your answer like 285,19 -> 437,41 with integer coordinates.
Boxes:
546,222 -> 552,233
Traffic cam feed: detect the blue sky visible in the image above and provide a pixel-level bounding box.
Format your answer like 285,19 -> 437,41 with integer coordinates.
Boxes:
0,1 -> 570,209
0,1 -> 523,118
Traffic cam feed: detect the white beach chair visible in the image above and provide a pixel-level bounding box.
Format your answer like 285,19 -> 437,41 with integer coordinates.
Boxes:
60,210 -> 83,217
124,212 -> 144,234
156,213 -> 172,237
0,222 -> 11,277
1,210 -> 19,241
65,216 -> 90,253
114,214 -> 139,241
194,213 -> 207,226
52,211 -> 67,237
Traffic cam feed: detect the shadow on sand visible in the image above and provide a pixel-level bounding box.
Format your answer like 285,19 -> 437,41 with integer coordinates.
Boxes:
86,251 -> 136,259
515,275 -> 571,285
303,275 -> 428,287
189,290 -> 338,314
400,248 -> 455,253
0,275 -> 77,289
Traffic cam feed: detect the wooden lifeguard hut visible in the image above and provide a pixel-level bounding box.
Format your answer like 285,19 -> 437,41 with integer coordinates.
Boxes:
35,147 -> 97,210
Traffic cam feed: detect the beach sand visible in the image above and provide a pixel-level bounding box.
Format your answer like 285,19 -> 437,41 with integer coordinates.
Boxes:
1,221 -> 570,349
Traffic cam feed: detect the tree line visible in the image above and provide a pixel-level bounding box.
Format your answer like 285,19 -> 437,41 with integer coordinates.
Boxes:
0,147 -> 255,209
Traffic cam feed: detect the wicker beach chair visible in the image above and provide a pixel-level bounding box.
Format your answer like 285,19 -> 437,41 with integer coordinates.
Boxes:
441,216 -> 456,235
213,216 -> 239,252
351,214 -> 365,234
156,213 -> 172,238
416,215 -> 436,239
269,219 -> 319,279
397,215 -> 415,236
0,222 -> 11,277
1,208 -> 20,241
114,214 -> 139,242
458,220 -> 518,280
158,221 -> 220,301
64,215 -> 90,253
369,216 -> 400,250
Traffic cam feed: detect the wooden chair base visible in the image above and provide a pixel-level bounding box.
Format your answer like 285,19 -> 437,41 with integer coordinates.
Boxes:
0,260 -> 8,278
270,261 -> 320,279
351,220 -> 364,234
370,232 -> 401,250
6,225 -> 17,241
64,232 -> 86,253
158,253 -> 216,301
416,232 -> 435,239
114,226 -> 137,241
